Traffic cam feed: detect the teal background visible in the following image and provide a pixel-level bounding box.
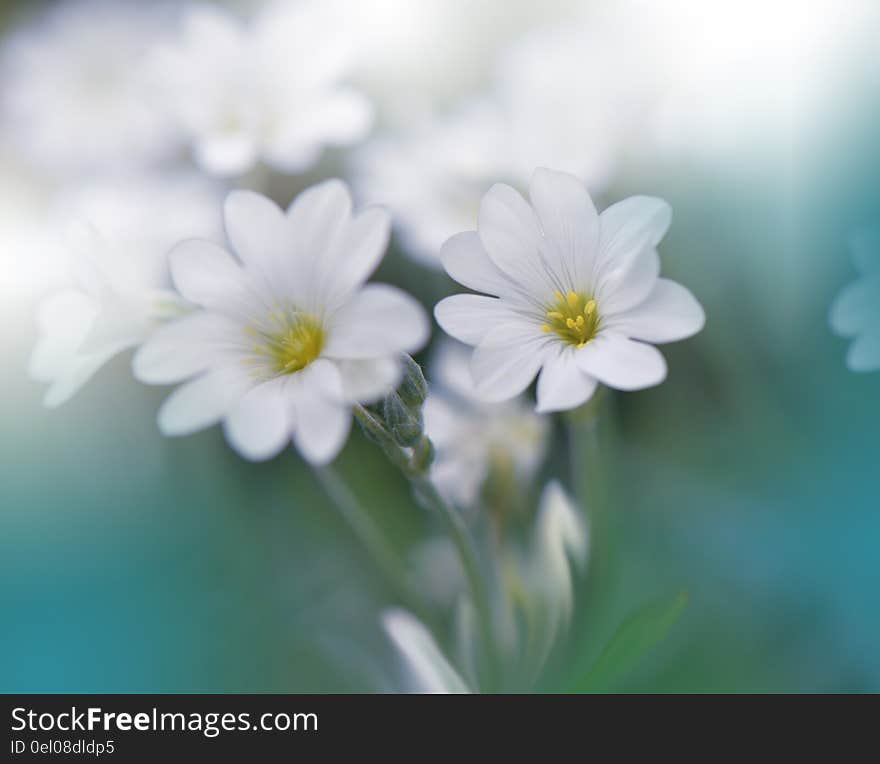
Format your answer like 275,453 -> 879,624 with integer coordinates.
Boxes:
2,1 -> 880,692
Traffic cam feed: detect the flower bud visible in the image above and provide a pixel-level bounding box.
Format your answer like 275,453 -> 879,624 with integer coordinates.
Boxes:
397,355 -> 428,408
410,436 -> 435,472
383,392 -> 423,447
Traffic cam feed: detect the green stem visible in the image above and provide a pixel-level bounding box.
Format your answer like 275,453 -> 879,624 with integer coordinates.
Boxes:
353,404 -> 498,690
567,389 -> 606,520
313,465 -> 426,620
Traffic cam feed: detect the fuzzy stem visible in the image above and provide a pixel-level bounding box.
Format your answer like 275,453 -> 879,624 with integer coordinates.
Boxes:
353,404 -> 498,689
313,465 -> 426,620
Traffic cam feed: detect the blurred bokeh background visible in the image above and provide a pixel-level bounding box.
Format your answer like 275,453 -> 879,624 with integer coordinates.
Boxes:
2,0 -> 879,692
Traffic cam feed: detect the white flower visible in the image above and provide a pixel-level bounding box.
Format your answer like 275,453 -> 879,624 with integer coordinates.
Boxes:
434,168 -> 705,412
153,2 -> 372,176
29,173 -> 224,407
353,23 -> 649,267
133,180 -> 429,465
829,230 -> 880,372
523,480 -> 589,655
424,340 -> 548,507
1,0 -> 179,176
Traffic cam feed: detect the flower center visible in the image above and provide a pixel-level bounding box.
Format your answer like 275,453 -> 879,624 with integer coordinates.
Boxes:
252,311 -> 325,376
541,290 -> 600,349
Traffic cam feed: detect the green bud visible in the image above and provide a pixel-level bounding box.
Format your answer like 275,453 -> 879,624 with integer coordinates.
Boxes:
410,437 -> 435,472
383,392 -> 423,447
397,355 -> 428,408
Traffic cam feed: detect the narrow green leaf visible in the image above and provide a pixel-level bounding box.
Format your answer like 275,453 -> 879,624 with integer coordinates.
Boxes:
571,591 -> 689,692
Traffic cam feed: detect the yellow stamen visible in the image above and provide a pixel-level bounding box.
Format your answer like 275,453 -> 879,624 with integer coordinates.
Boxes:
541,290 -> 600,348
250,310 -> 324,377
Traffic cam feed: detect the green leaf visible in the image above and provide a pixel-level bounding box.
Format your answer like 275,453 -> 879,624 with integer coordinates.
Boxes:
570,591 -> 689,692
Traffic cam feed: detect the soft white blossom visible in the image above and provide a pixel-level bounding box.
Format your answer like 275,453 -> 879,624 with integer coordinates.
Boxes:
1,0 -> 180,176
424,340 -> 548,507
829,230 -> 880,372
152,1 -> 372,177
133,180 -> 428,465
29,173 -> 224,407
435,168 -> 705,412
353,24 -> 649,267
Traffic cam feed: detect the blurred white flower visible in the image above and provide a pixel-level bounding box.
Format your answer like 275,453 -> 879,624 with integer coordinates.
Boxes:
382,609 -> 472,693
0,0 -> 180,176
424,340 -> 548,507
134,181 -> 428,465
29,173 -> 225,408
410,536 -> 466,608
353,102 -> 507,268
353,23 -> 649,267
152,2 -> 372,176
522,480 -> 589,651
829,230 -> 880,373
435,168 -> 705,411
384,481 -> 587,693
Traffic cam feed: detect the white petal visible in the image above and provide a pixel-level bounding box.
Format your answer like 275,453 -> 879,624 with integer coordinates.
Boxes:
169,239 -> 248,309
471,325 -> 548,402
334,357 -> 402,404
265,90 -> 373,170
381,609 -> 471,694
43,345 -> 131,409
434,294 -> 516,346
575,333 -> 667,391
440,231 -> 514,297
608,278 -> 705,343
595,245 -> 660,315
598,196 -> 672,271
29,291 -> 97,381
223,191 -> 287,273
158,366 -> 254,437
478,183 -> 550,292
291,360 -> 351,465
847,331 -> 880,372
324,284 -> 429,359
321,206 -> 391,306
529,167 -> 599,287
829,276 -> 880,336
133,311 -> 241,384
286,179 -> 351,265
195,133 -> 260,177
223,377 -> 292,461
536,350 -> 598,413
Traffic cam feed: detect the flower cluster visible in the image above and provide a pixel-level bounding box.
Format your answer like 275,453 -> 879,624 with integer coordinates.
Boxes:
10,0 -> 710,694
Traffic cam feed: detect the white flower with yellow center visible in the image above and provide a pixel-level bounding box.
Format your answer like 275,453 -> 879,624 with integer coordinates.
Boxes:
29,173 -> 224,407
133,180 -> 429,465
829,230 -> 880,373
435,168 -> 705,412
152,1 -> 372,176
423,340 -> 548,507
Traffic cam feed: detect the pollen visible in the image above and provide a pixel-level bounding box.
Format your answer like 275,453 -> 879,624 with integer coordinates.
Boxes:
251,310 -> 325,376
543,291 -> 600,348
